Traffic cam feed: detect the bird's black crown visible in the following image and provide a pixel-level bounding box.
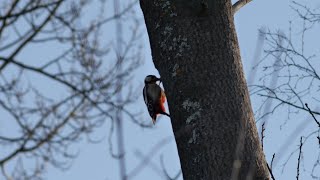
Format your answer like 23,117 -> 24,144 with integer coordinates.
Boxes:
144,75 -> 160,84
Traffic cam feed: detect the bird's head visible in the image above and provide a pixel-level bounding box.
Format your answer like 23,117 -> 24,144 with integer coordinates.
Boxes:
144,75 -> 161,84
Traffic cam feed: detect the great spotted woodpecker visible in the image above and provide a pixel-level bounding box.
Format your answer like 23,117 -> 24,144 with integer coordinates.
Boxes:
143,75 -> 170,124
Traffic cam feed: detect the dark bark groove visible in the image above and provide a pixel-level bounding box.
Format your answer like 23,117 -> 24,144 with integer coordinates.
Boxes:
140,0 -> 269,179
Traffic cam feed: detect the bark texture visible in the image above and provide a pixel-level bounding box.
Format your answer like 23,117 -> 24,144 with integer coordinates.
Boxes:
140,0 -> 269,179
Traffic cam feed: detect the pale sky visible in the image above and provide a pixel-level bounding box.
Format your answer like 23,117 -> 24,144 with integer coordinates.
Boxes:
1,0 -> 319,180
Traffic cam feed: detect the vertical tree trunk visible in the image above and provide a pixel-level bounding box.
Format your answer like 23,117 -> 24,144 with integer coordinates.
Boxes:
140,0 -> 269,179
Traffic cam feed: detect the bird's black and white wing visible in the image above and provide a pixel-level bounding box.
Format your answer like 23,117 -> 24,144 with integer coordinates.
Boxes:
143,84 -> 161,123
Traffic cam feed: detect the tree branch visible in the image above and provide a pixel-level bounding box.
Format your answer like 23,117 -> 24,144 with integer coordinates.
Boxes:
305,103 -> 320,127
232,0 -> 253,14
0,98 -> 84,165
261,122 -> 276,180
0,0 -> 63,72
296,137 -> 303,180
261,122 -> 265,149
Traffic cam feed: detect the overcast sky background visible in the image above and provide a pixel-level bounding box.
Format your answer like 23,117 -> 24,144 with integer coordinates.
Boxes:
1,0 -> 319,179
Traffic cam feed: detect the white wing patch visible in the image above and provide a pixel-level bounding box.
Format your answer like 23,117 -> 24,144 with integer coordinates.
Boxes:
143,87 -> 148,105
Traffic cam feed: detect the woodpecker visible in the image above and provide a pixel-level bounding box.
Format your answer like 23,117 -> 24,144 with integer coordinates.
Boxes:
143,75 -> 170,124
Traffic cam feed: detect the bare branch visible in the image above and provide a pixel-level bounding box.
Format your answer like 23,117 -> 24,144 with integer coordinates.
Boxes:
232,0 -> 252,14
271,153 -> 275,170
133,151 -> 168,179
0,0 -> 143,178
261,122 -> 265,149
266,163 -> 276,180
305,103 -> 320,127
261,122 -> 276,180
160,154 -> 182,180
296,137 -> 303,180
126,137 -> 173,179
0,0 -> 63,72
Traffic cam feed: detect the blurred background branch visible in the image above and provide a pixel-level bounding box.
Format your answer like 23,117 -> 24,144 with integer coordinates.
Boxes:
0,0 -> 143,179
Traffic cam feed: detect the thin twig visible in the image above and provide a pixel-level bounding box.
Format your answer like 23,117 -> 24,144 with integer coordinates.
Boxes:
0,0 -> 64,72
126,137 -> 172,179
305,103 -> 320,127
305,103 -> 320,145
266,163 -> 276,180
134,151 -> 167,179
271,153 -> 275,170
125,125 -> 192,179
1,165 -> 11,180
261,122 -> 265,149
261,122 -> 276,180
160,154 -> 182,180
296,137 -> 303,180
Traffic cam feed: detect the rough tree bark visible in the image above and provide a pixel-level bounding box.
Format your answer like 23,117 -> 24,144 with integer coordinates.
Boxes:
140,0 -> 269,179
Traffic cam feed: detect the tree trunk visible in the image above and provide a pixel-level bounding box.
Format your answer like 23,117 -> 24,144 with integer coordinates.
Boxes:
140,0 -> 269,179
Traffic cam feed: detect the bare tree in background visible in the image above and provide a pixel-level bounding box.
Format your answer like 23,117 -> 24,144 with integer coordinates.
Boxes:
0,0 -> 143,179
251,2 -> 320,179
